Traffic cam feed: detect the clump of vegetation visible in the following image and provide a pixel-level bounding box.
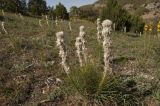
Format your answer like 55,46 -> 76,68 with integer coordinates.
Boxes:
67,64 -> 149,105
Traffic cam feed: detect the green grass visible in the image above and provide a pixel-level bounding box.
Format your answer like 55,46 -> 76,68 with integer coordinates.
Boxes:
0,13 -> 160,106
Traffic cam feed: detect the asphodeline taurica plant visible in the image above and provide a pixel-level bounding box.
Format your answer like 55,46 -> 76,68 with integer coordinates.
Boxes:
55,17 -> 58,26
39,20 -> 42,27
1,21 -> 8,34
45,15 -> 49,26
56,31 -> 70,74
75,36 -> 83,67
69,22 -> 72,31
97,18 -> 102,42
79,26 -> 87,63
75,26 -> 87,67
2,10 -> 5,16
19,13 -> 24,20
102,19 -> 112,75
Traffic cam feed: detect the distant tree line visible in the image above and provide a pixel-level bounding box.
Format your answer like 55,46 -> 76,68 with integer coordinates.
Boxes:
0,0 -> 69,19
0,0 -> 98,21
0,0 -> 27,13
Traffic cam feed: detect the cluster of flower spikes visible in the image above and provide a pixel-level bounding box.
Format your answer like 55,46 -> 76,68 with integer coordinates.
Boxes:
56,31 -> 70,74
102,19 -> 113,75
97,18 -> 102,42
75,26 -> 87,67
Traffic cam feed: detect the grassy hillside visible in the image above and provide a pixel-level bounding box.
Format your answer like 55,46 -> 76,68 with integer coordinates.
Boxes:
0,13 -> 160,106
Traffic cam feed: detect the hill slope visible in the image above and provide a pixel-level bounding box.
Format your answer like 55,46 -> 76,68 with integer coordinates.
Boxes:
80,0 -> 160,20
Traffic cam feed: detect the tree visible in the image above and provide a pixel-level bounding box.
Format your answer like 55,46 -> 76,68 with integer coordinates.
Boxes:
0,0 -> 26,13
101,0 -> 130,30
101,0 -> 118,20
100,0 -> 144,32
20,0 -> 27,13
54,3 -> 69,20
70,6 -> 79,18
47,6 -> 55,20
0,0 -> 6,10
79,6 -> 98,22
5,0 -> 20,12
28,0 -> 47,16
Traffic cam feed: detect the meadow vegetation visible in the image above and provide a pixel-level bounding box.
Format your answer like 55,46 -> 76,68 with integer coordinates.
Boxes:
0,12 -> 160,106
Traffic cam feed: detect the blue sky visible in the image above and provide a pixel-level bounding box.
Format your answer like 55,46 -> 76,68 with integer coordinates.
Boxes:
46,0 -> 97,11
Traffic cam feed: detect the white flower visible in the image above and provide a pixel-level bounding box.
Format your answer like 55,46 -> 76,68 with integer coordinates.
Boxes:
55,17 -> 58,26
39,20 -> 42,27
69,22 -> 72,31
56,78 -> 62,83
1,21 -> 8,34
102,19 -> 112,74
75,36 -> 83,66
97,18 -> 102,42
75,26 -> 88,67
56,31 -> 70,74
2,10 -> 5,16
45,15 -> 49,25
19,13 -> 24,20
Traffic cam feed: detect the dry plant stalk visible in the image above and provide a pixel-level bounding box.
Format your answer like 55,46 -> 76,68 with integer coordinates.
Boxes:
56,31 -> 70,74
